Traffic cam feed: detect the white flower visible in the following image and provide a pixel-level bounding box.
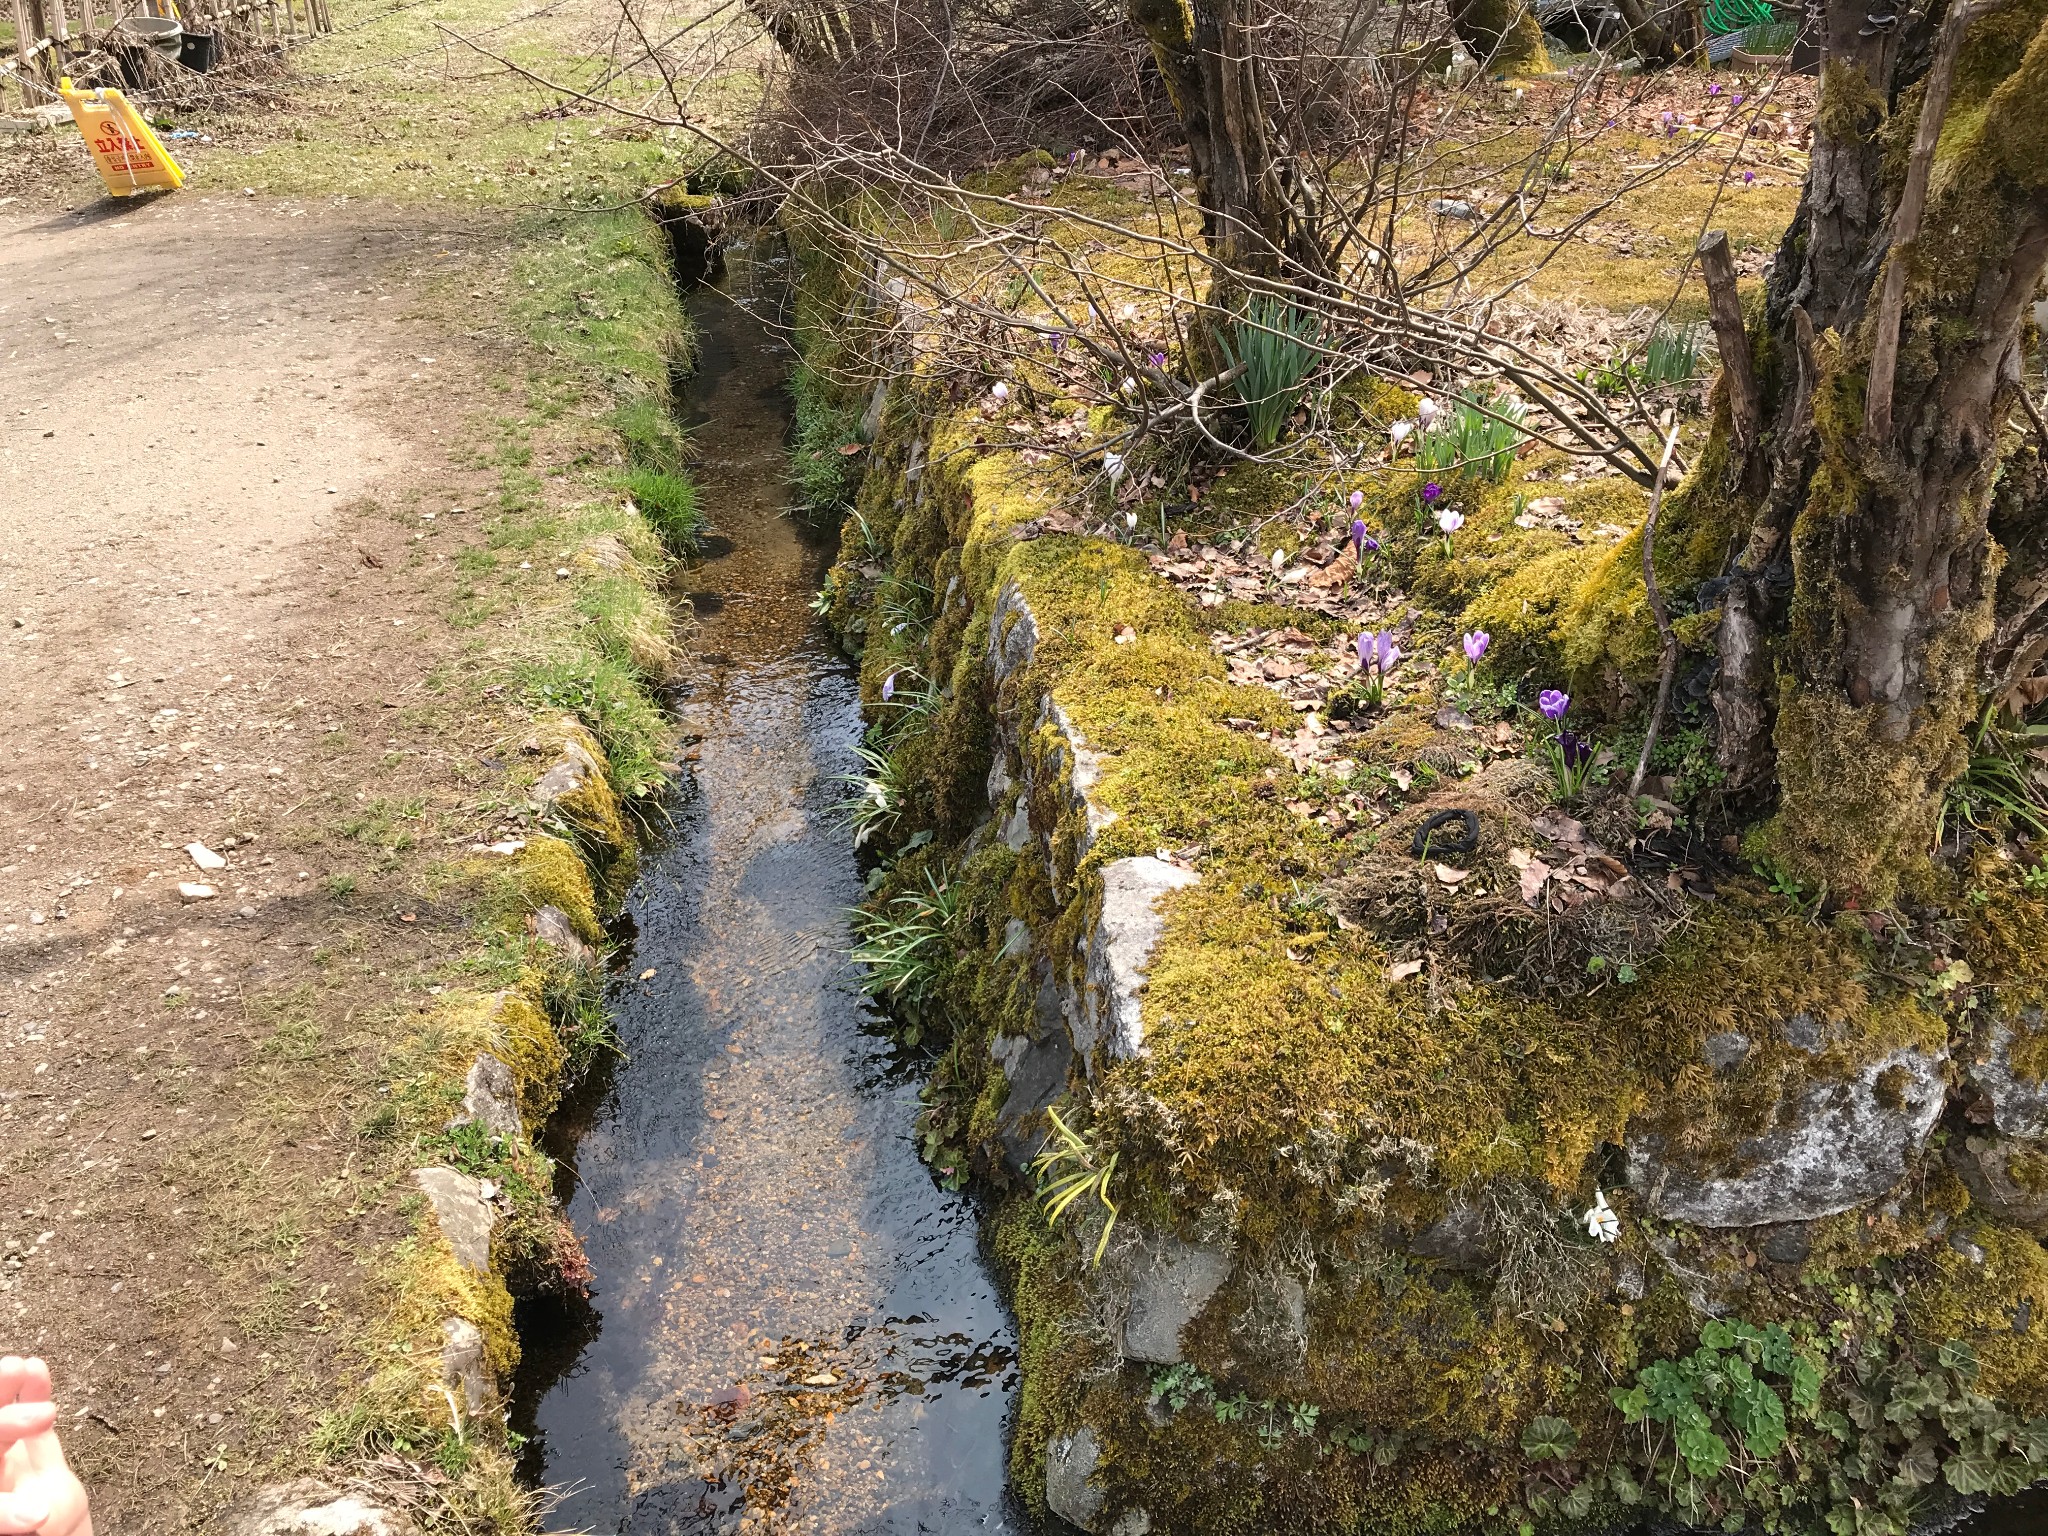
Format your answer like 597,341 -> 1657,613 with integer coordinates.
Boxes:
1124,510 -> 1138,529
1388,420 -> 1415,447
1417,397 -> 1442,428
1121,375 -> 1138,395
1584,1189 -> 1620,1243
1103,451 -> 1127,482
990,380 -> 1009,401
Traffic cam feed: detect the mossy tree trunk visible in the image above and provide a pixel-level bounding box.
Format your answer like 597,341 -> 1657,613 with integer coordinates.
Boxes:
1128,0 -> 1297,282
1447,0 -> 1551,70
1708,0 -> 2048,902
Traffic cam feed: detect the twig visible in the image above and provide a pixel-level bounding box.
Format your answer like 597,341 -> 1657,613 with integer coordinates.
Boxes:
1697,230 -> 1758,447
1628,422 -> 1683,801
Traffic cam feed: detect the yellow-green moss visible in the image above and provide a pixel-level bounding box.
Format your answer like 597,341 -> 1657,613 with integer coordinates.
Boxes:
1907,1223 -> 2048,1413
512,834 -> 604,944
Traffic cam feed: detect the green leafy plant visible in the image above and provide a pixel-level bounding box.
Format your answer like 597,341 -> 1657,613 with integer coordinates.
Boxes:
1416,387 -> 1527,484
1218,295 -> 1321,449
1939,700 -> 2048,846
620,466 -> 703,549
1149,1363 -> 1216,1413
832,739 -> 908,849
848,865 -> 959,1004
1029,1105 -> 1120,1265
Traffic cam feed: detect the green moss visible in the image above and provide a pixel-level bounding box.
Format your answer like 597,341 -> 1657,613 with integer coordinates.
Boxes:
1908,1223 -> 2048,1413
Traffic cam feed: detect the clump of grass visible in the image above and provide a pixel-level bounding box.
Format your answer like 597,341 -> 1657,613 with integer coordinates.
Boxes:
1030,1107 -> 1119,1266
1416,387 -> 1526,483
1940,702 -> 2048,846
791,360 -> 865,515
833,739 -> 909,849
1220,294 -> 1321,449
518,653 -> 670,804
621,467 -> 703,550
849,865 -> 960,1008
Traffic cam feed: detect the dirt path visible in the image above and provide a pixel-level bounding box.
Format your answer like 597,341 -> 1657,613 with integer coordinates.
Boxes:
0,190 -> 535,1528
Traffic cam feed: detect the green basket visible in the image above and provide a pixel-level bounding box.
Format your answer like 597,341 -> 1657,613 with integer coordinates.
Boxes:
1704,0 -> 1775,34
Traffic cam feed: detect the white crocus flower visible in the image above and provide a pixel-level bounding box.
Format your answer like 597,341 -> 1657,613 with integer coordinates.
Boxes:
1417,397 -> 1442,428
990,380 -> 1009,401
1584,1189 -> 1621,1243
1121,375 -> 1138,395
1388,420 -> 1415,447
1102,451 -> 1127,482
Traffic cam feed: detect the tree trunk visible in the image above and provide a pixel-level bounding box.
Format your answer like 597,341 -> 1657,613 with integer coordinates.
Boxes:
1448,0 -> 1551,71
1706,0 -> 2048,903
1128,0 -> 1293,279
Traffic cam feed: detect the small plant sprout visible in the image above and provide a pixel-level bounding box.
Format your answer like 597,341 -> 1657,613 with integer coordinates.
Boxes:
1584,1189 -> 1621,1243
1356,630 -> 1399,705
1030,1106 -> 1120,1265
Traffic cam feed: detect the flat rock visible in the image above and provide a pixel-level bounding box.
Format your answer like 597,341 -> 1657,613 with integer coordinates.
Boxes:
530,903 -> 596,968
990,1011 -> 1074,1180
1121,1233 -> 1233,1364
1046,1426 -> 1105,1531
1408,1203 -> 1490,1269
1073,856 -> 1200,1061
1964,1014 -> 2048,1139
412,1167 -> 494,1272
455,1053 -> 522,1142
1627,1047 -> 1946,1227
442,1316 -> 491,1416
1951,1135 -> 2048,1234
219,1480 -> 400,1536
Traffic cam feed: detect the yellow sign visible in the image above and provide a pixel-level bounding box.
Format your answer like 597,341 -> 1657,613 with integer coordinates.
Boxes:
58,78 -> 186,196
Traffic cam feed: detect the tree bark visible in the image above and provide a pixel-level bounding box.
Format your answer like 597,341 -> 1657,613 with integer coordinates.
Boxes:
1704,0 -> 2048,901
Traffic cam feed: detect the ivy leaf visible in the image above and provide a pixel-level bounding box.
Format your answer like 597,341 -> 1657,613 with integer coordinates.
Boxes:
1520,1415 -> 1578,1461
1892,1434 -> 1941,1487
1937,1339 -> 1981,1384
1607,1463 -> 1642,1505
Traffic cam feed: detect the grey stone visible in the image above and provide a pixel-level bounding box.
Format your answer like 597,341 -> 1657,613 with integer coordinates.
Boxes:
1951,1135 -> 2048,1234
1002,917 -> 1032,958
1779,1011 -> 1827,1054
1627,1047 -> 1947,1227
1761,1225 -> 1812,1266
989,1024 -> 1074,1179
530,732 -> 605,814
1110,1512 -> 1153,1536
1003,797 -> 1033,852
1408,1203 -> 1490,1270
453,1053 -> 523,1142
988,579 -> 1041,685
1703,1031 -> 1753,1073
1072,857 -> 1200,1061
1121,1234 -> 1233,1364
442,1316 -> 491,1417
1045,1426 -> 1105,1531
531,903 -> 596,968
1964,1014 -> 2048,1139
219,1481 -> 400,1536
1950,1231 -> 1987,1265
412,1167 -> 494,1272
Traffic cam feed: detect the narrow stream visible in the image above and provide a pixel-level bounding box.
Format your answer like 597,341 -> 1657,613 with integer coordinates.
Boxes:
510,251 -> 1024,1535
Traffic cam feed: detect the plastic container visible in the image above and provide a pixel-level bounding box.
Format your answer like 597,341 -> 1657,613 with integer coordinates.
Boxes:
115,15 -> 183,60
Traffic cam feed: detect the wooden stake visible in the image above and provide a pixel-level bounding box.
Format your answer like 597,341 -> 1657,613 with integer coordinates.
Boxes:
1697,230 -> 1759,450
1629,423 -> 1684,803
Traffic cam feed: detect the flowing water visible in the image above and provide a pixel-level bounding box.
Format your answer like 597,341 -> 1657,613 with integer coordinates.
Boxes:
506,249 -> 2047,1536
510,254 -> 1024,1536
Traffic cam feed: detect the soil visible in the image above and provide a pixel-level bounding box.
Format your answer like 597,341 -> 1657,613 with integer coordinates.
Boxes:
0,187 -> 538,1528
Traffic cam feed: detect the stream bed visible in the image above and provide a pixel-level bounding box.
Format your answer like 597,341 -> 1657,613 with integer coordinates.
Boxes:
509,255 -> 1024,1536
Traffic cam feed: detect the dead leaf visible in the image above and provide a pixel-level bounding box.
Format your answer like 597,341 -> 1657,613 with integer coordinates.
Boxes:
1532,809 -> 1587,846
1387,958 -> 1425,982
1113,624 -> 1136,644
1305,546 -> 1358,589
836,441 -> 866,456
1433,863 -> 1470,885
1519,858 -> 1553,905
1390,766 -> 1414,791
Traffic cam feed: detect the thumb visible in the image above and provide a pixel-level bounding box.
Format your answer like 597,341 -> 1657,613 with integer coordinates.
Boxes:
0,1490 -> 51,1534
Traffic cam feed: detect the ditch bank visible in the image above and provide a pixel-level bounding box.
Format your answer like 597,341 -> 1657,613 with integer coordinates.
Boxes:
796,202 -> 2048,1536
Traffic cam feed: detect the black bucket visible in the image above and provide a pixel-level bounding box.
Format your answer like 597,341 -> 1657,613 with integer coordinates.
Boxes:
178,27 -> 218,71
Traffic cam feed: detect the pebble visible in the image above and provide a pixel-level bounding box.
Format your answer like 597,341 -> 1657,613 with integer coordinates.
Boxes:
177,883 -> 217,902
184,842 -> 227,871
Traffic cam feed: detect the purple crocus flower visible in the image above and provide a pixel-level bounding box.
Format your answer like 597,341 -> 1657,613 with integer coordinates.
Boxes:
1348,489 -> 1365,510
1708,82 -> 1722,96
1356,631 -> 1399,673
1732,93 -> 1745,107
1743,170 -> 1756,185
1539,688 -> 1569,721
1147,351 -> 1167,369
1421,481 -> 1443,504
1556,729 -> 1593,769
1051,333 -> 1068,353
1351,518 -> 1369,556
882,672 -> 897,702
1463,631 -> 1490,664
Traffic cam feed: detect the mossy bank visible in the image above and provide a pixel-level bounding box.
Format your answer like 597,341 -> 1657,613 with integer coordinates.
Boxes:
795,194 -> 2048,1534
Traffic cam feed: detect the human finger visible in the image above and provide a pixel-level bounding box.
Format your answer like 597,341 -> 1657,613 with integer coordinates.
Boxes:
0,1489 -> 50,1534
10,1364 -> 49,1408
0,1361 -> 23,1413
0,1404 -> 55,1444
